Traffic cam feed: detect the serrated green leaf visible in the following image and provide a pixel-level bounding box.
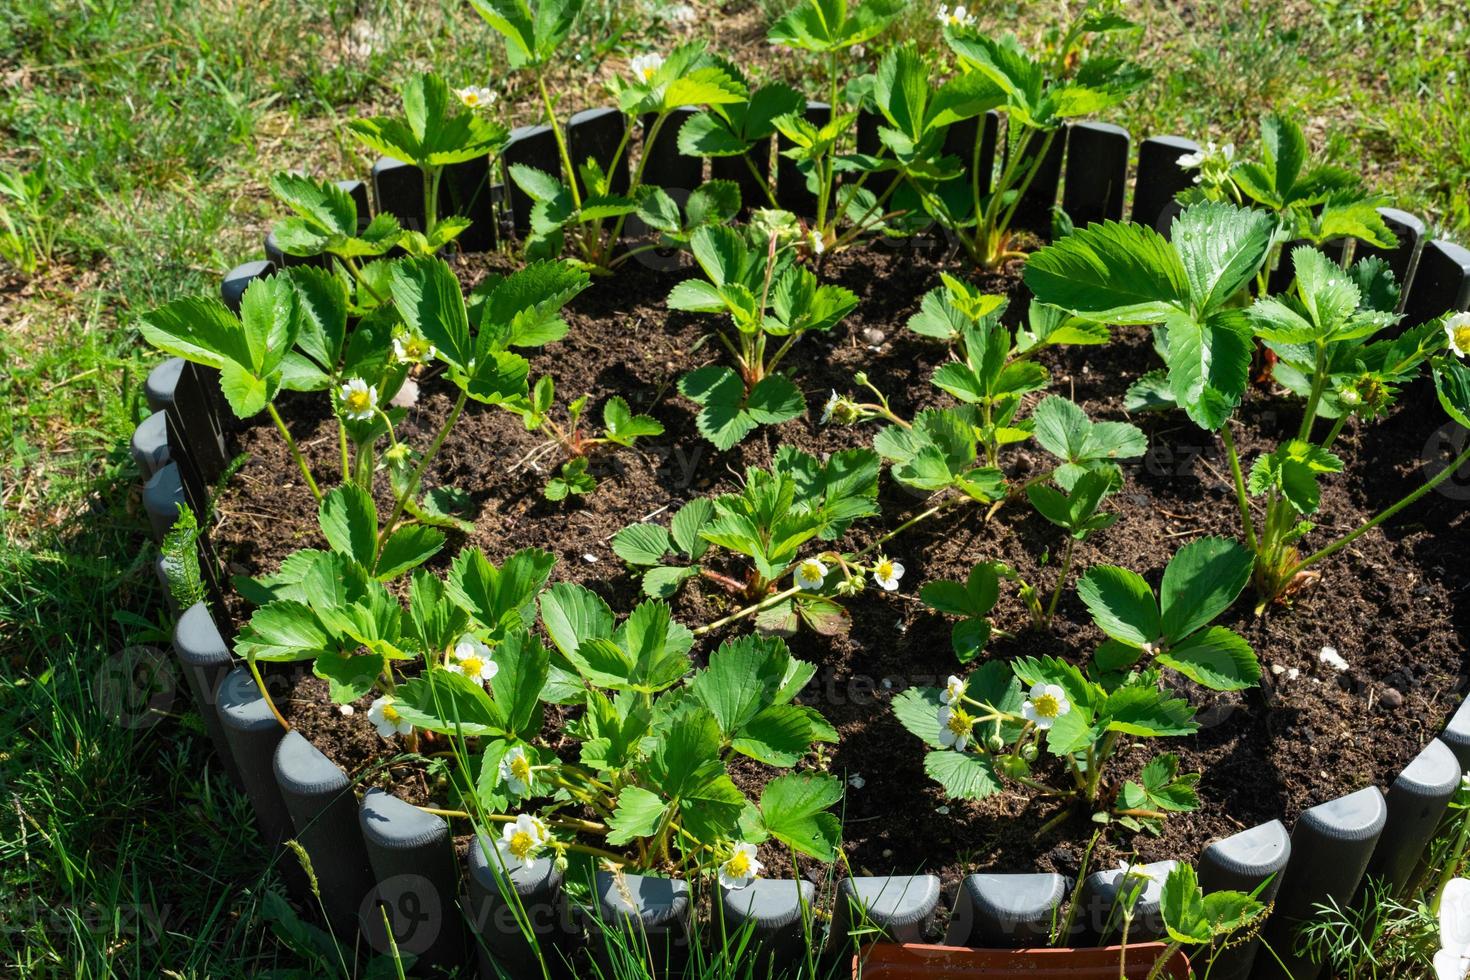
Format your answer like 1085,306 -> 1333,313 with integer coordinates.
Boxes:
375,525 -> 445,581
1159,536 -> 1253,642
1077,565 -> 1159,647
756,773 -> 843,860
318,484 -> 378,569
924,749 -> 1003,800
1158,626 -> 1259,691
606,786 -> 667,845
611,523 -> 672,566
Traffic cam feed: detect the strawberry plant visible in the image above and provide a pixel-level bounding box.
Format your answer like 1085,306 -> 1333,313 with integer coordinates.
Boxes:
669,223 -> 857,448
346,72 -> 509,251
893,537 -> 1259,837
1026,200 -> 1470,605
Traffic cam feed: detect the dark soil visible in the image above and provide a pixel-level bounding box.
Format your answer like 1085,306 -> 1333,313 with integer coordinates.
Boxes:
213,242 -> 1470,895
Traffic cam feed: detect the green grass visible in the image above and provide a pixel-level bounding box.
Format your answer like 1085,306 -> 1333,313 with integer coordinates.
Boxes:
0,0 -> 1464,975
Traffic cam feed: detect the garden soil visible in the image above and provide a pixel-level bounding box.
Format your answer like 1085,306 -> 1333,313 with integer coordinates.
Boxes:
213,243 -> 1470,899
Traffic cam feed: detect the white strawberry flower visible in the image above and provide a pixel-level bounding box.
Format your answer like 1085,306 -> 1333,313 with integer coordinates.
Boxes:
718,841 -> 763,890
808,228 -> 825,255
936,3 -> 976,27
872,556 -> 904,591
499,745 -> 534,797
1020,683 -> 1072,730
367,695 -> 412,739
941,674 -> 967,706
1446,312 -> 1470,359
630,53 -> 664,83
1437,878 -> 1470,980
393,332 -> 436,365
449,637 -> 498,682
455,85 -> 497,109
794,558 -> 828,591
498,813 -> 550,866
339,377 -> 378,421
937,704 -> 974,751
1176,148 -> 1205,169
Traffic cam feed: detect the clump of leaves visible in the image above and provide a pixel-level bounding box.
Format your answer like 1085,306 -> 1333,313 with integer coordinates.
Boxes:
505,40 -> 750,270
893,537 -> 1258,836
670,223 -> 857,449
1153,863 -> 1271,979
1026,201 -> 1470,606
861,285 -> 1121,506
346,72 -> 509,251
1182,111 -> 1400,259
766,0 -> 905,246
919,560 -> 1008,663
874,7 -> 1147,268
612,446 -> 881,631
511,377 -> 663,501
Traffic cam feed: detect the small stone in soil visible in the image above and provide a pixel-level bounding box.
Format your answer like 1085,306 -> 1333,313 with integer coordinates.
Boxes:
1319,645 -> 1350,671
862,327 -> 885,345
1379,688 -> 1404,708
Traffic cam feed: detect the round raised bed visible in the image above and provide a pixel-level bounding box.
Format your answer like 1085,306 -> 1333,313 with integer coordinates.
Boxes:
132,102 -> 1470,977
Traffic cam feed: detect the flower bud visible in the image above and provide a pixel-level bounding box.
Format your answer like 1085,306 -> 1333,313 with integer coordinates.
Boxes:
987,734 -> 1005,753
1020,744 -> 1038,762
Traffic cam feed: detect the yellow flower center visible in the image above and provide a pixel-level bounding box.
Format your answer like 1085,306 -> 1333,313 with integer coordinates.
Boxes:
460,656 -> 484,676
801,562 -> 823,580
876,560 -> 894,579
509,830 -> 536,859
1033,693 -> 1062,719
946,711 -> 971,736
726,851 -> 751,877
382,704 -> 400,723
510,754 -> 532,783
1453,325 -> 1470,352
346,390 -> 372,412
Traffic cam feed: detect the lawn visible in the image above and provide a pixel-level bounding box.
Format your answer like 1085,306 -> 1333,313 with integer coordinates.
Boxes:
1,0 -> 1465,974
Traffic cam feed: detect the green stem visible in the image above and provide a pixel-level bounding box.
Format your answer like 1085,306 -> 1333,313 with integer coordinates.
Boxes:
832,171 -> 903,249
266,402 -> 322,501
375,389 -> 466,559
246,655 -> 290,730
339,254 -> 387,305
422,165 -> 443,239
693,584 -> 802,636
605,110 -> 670,258
977,122 -> 1033,257
1045,536 -> 1076,626
992,127 -> 1058,261
742,150 -> 780,208
1144,941 -> 1185,980
1296,343 -> 1329,442
536,71 -> 582,211
1219,424 -> 1257,552
338,422 -> 351,482
815,53 -> 838,232
1284,440 -> 1470,582
1432,807 -> 1470,914
1320,413 -> 1350,452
